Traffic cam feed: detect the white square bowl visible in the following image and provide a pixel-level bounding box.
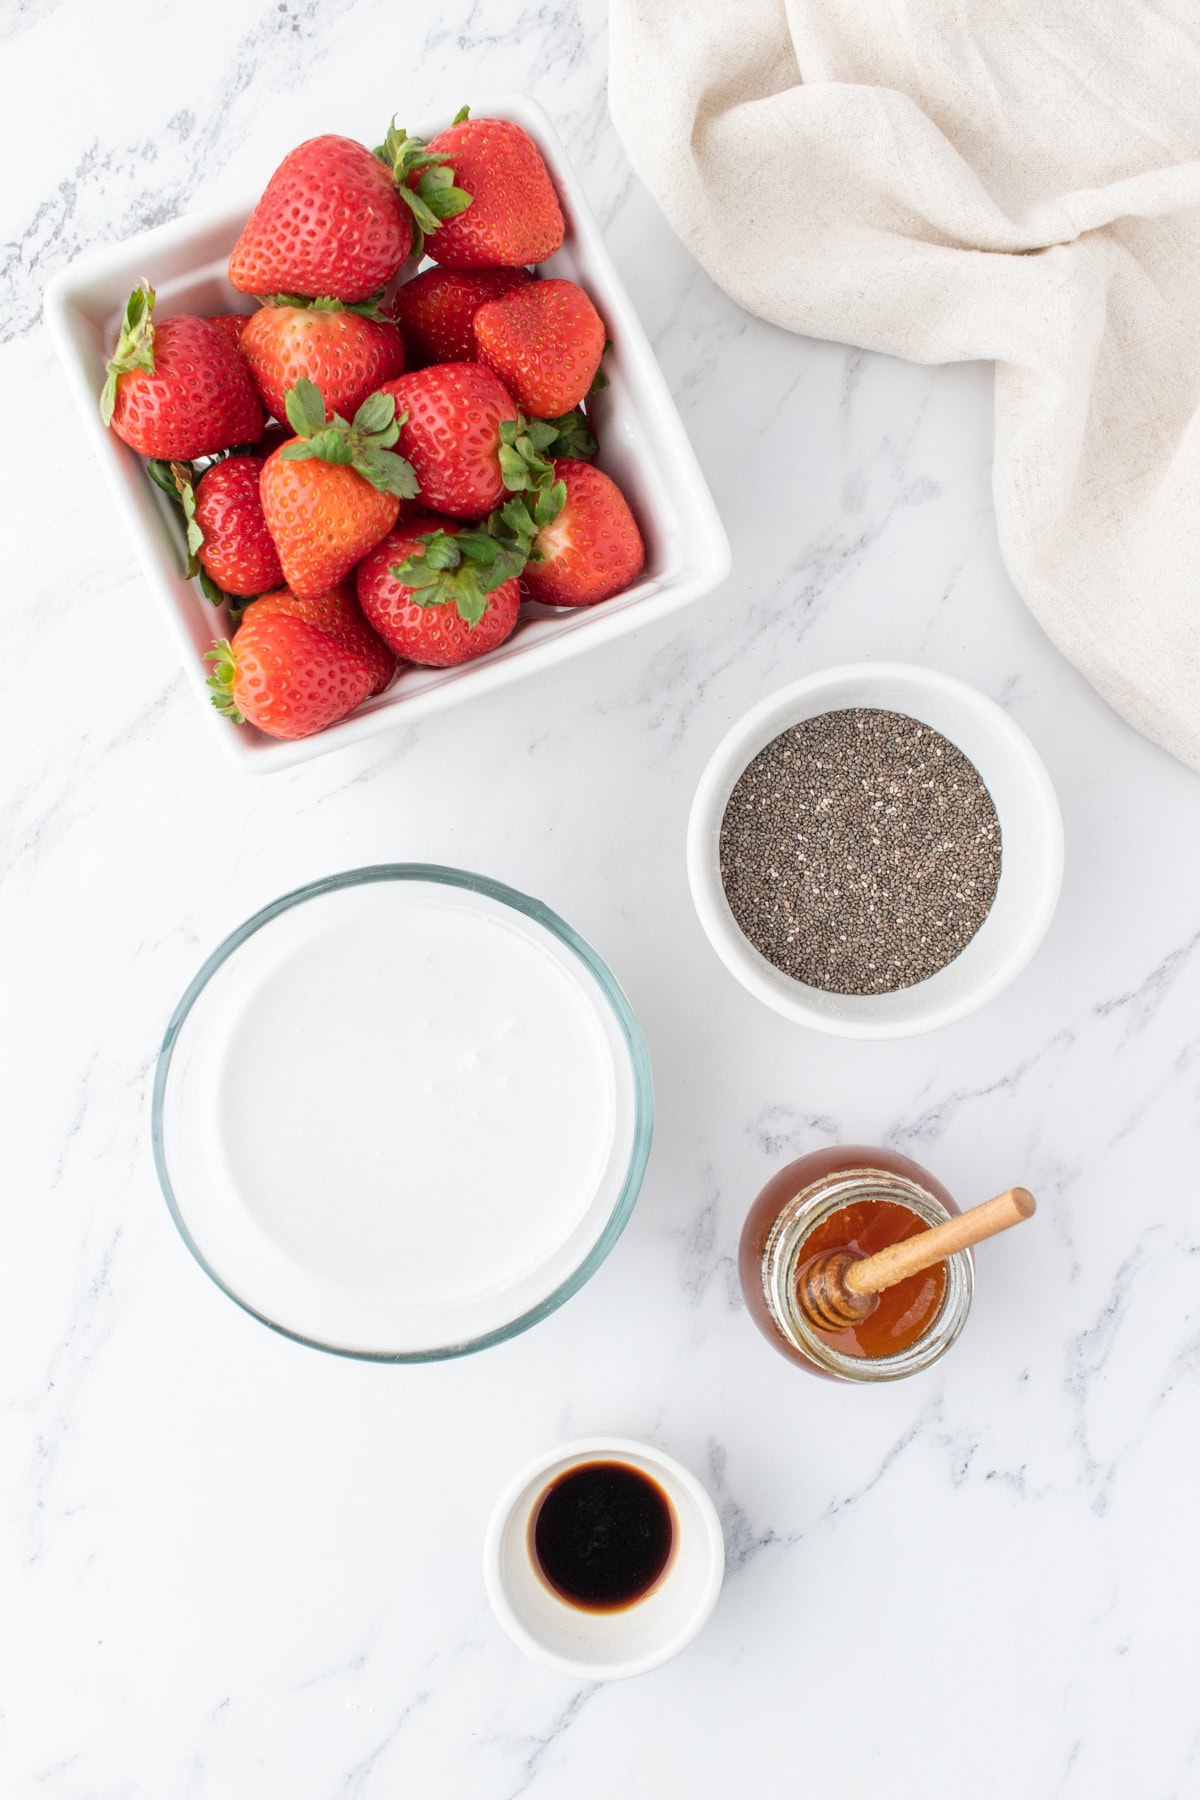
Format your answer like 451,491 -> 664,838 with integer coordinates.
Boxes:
44,93 -> 730,773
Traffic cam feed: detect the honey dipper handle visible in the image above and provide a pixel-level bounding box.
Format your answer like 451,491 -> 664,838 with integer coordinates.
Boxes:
843,1187 -> 1037,1298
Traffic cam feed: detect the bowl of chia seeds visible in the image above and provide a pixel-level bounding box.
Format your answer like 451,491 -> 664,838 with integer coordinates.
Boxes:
686,664 -> 1063,1038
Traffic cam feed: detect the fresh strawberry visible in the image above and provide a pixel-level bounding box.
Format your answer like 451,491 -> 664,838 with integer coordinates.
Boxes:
259,379 -> 417,599
379,364 -> 556,518
421,109 -> 564,269
206,313 -> 253,350
193,456 -> 284,597
147,454 -> 282,602
206,583 -> 395,739
386,266 -> 533,367
519,459 -> 645,607
228,127 -> 469,303
357,515 -> 522,666
240,299 -> 405,426
474,278 -> 605,418
100,284 -> 263,459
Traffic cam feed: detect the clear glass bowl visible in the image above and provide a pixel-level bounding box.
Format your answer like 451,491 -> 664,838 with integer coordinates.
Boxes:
152,865 -> 654,1361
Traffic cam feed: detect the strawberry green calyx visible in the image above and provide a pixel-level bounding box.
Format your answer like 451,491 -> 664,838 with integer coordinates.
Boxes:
145,457 -> 186,500
452,104 -> 471,125
495,412 -> 603,494
542,410 -> 598,460
492,480 -> 567,568
392,515 -> 528,626
256,292 -> 387,320
490,496 -> 538,561
588,338 -> 614,398
199,568 -> 235,608
496,415 -> 566,493
523,479 -> 568,551
411,161 -> 473,231
205,639 -> 244,722
147,458 -> 247,607
280,377 -> 418,498
146,458 -> 204,578
100,282 -> 157,425
373,119 -> 473,243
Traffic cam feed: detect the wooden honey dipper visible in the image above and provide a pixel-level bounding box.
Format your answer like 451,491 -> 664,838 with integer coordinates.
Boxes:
797,1186 -> 1037,1332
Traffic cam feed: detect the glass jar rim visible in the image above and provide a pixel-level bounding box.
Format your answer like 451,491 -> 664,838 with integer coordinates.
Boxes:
760,1166 -> 974,1382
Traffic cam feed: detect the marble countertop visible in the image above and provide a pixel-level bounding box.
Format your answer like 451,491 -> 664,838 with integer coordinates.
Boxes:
5,3 -> 1200,1795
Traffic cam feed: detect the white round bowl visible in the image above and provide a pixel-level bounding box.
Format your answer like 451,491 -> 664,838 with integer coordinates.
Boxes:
687,663 -> 1064,1039
483,1437 -> 725,1680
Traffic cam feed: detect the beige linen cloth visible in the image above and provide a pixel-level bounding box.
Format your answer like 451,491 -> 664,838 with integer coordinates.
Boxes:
609,2 -> 1200,770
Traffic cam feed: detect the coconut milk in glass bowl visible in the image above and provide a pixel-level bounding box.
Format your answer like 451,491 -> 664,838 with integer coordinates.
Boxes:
153,865 -> 653,1359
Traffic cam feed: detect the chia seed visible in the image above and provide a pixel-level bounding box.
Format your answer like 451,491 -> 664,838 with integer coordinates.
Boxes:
718,707 -> 1002,995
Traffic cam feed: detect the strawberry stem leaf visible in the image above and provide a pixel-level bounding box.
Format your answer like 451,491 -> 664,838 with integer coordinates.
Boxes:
280,380 -> 417,497
100,281 -> 157,426
493,496 -> 539,555
414,163 -> 473,222
177,471 -> 203,575
587,338 -> 614,398
493,482 -> 567,567
147,458 -> 203,576
258,292 -> 328,311
257,291 -> 387,320
307,428 -> 354,464
543,411 -> 597,460
284,377 -> 329,439
532,479 -> 567,531
452,104 -> 471,125
374,115 -> 473,234
357,449 -> 419,498
146,457 -> 182,500
496,415 -> 559,493
198,567 -> 228,607
391,513 -> 528,624
205,640 -> 244,722
352,390 -> 396,436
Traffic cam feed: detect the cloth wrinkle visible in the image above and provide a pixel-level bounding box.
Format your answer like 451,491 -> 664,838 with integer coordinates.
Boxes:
610,0 -> 1200,768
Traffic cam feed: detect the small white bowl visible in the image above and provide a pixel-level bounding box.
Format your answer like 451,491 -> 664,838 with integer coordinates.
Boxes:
483,1437 -> 725,1680
687,663 -> 1064,1039
43,93 -> 729,773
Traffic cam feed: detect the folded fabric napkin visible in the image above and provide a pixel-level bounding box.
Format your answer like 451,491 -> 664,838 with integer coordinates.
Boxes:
609,1 -> 1200,770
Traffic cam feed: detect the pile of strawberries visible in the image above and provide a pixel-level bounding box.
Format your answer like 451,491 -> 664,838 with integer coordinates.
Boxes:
100,107 -> 645,741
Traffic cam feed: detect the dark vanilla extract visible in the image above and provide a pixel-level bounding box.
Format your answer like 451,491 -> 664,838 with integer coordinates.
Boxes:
530,1461 -> 675,1611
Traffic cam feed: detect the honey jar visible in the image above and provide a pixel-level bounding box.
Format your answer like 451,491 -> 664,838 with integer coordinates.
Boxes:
738,1145 -> 974,1382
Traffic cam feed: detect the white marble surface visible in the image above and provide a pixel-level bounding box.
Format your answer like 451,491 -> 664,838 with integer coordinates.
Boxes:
4,3 -> 1200,1795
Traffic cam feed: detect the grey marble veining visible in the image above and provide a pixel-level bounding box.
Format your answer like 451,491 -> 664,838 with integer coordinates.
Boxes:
3,1 -> 1200,1795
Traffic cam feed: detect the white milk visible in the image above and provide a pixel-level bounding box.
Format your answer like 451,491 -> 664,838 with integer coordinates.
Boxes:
215,902 -> 618,1303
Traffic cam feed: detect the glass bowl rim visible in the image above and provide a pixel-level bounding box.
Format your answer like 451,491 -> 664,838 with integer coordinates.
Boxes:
152,862 -> 655,1362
